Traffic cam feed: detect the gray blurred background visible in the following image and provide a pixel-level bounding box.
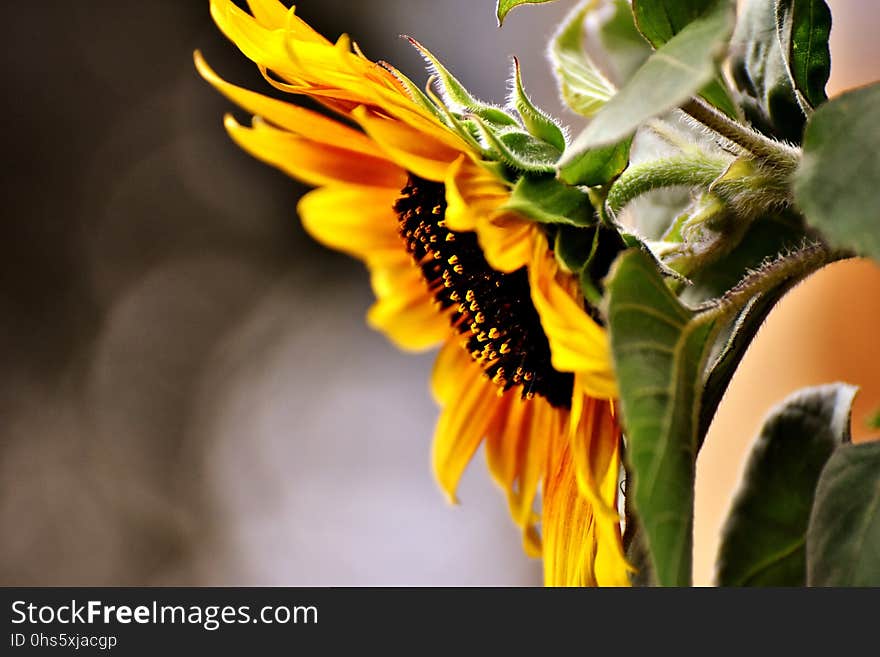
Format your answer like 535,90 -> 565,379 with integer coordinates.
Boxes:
0,0 -> 577,586
2,1 -> 878,586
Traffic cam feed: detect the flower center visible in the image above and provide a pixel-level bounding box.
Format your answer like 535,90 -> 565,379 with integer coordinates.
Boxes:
395,175 -> 573,409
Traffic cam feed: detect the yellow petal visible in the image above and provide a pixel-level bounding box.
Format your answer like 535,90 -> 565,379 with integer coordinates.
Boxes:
296,185 -> 404,260
484,393 -> 525,490
366,261 -> 449,351
432,359 -> 499,503
475,213 -> 533,274
431,339 -> 472,404
226,115 -> 406,188
542,437 -> 598,587
508,396 -> 555,529
443,156 -> 508,232
569,390 -> 631,585
592,437 -> 632,587
353,106 -> 462,182
195,53 -> 383,159
528,233 -> 617,399
569,390 -> 622,522
244,0 -> 291,29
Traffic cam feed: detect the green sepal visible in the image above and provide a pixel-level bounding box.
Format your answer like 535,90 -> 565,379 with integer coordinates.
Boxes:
554,224 -> 595,272
406,36 -> 520,131
554,223 -> 627,307
558,137 -> 632,187
470,117 -> 560,173
505,175 -> 595,225
510,58 -> 567,152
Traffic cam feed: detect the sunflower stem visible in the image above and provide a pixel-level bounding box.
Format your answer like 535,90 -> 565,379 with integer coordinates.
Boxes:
680,97 -> 800,169
606,153 -> 730,216
695,243 -> 834,326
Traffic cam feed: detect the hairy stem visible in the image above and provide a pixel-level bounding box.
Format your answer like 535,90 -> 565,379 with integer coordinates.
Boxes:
606,153 -> 729,215
680,97 -> 800,168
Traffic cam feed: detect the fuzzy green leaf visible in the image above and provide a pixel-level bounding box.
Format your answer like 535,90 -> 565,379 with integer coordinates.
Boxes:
497,0 -> 558,26
776,0 -> 832,110
794,83 -> 880,262
568,0 -> 735,149
505,175 -> 594,225
807,440 -> 880,586
633,0 -> 719,46
606,249 -> 721,586
596,0 -> 652,84
730,0 -> 805,142
550,1 -> 617,118
716,384 -> 858,586
632,0 -> 738,117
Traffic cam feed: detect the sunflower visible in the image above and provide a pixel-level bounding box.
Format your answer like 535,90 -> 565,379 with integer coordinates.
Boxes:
198,0 -> 630,586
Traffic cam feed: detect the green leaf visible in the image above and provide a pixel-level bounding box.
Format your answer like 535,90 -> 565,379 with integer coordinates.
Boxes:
730,0 -> 805,142
632,0 -> 738,118
497,0 -> 558,26
793,83 -> 880,262
605,249 -> 722,586
716,384 -> 858,586
776,0 -> 832,110
807,440 -> 880,586
870,409 -> 880,431
558,137 -> 632,187
505,175 -> 595,225
633,0 -> 719,47
595,0 -> 652,84
568,0 -> 735,149
510,58 -> 567,152
549,1 -> 617,118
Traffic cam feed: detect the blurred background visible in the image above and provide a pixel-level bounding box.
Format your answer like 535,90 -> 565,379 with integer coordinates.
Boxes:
0,0 -> 877,586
